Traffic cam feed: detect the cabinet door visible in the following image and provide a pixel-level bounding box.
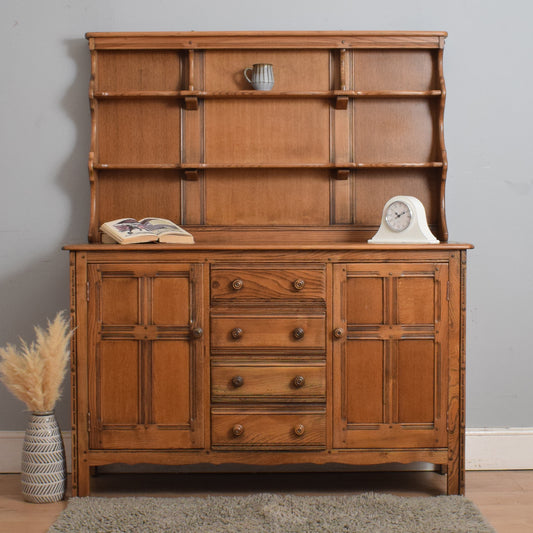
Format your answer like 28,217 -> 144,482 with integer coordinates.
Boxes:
87,263 -> 205,449
333,263 -> 448,448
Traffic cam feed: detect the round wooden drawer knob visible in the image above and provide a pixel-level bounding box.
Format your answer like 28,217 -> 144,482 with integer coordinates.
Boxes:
293,327 -> 305,339
232,279 -> 244,290
293,375 -> 305,388
231,327 -> 243,339
293,279 -> 305,291
333,327 -> 345,339
231,376 -> 244,388
232,424 -> 244,437
294,424 -> 305,437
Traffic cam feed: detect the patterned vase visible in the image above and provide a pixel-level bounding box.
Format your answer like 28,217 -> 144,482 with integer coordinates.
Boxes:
21,412 -> 66,503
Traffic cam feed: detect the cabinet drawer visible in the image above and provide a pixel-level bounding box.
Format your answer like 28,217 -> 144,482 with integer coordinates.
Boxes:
211,315 -> 325,351
211,410 -> 326,448
211,362 -> 326,401
211,266 -> 326,302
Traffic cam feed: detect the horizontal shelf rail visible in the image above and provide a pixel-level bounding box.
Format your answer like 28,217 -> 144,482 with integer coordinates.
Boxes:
93,162 -> 444,170
92,90 -> 443,99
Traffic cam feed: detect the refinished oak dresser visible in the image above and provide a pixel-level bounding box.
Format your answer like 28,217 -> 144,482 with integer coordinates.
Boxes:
66,31 -> 472,496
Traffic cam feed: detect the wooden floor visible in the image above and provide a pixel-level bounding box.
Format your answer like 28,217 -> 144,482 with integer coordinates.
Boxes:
1,470 -> 532,532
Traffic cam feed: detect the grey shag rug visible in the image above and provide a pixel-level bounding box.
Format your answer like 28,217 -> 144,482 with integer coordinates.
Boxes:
48,492 -> 495,533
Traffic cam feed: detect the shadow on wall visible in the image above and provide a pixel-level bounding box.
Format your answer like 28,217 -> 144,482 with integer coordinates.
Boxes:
0,38 -> 91,431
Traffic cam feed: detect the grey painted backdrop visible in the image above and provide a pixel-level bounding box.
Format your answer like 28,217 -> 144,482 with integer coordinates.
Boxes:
1,0 -> 531,432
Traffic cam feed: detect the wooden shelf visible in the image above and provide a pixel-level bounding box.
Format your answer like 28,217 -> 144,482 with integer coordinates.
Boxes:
93,90 -> 442,100
94,162 -> 444,170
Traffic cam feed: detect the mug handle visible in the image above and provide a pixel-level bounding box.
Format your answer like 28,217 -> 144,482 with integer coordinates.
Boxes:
243,66 -> 253,84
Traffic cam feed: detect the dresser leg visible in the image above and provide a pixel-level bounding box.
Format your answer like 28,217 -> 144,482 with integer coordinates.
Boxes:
76,461 -> 91,497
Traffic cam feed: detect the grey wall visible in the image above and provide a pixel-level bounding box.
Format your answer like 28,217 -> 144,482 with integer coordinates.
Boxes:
1,0 -> 532,431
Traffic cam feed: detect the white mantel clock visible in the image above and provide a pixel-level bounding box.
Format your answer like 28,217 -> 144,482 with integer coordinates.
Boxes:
369,196 -> 439,244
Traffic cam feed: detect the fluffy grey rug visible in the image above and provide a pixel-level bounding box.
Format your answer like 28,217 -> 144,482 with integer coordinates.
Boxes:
48,492 -> 495,533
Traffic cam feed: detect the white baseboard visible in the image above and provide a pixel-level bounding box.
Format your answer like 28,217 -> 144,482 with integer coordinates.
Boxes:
465,427 -> 533,470
0,428 -> 531,473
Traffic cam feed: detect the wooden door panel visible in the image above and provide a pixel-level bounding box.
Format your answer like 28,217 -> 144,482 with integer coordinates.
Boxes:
151,275 -> 190,325
99,276 -> 140,325
345,277 -> 385,325
151,340 -> 191,426
344,340 -> 384,424
396,277 -> 435,324
97,340 -> 140,426
88,263 -> 204,450
397,339 -> 436,424
333,262 -> 448,449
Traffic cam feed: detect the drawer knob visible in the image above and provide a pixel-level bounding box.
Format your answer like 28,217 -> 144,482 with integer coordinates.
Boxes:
231,327 -> 243,339
231,375 -> 244,388
293,327 -> 305,339
294,424 -> 305,437
232,279 -> 244,290
191,327 -> 203,339
293,375 -> 305,388
232,424 -> 244,437
333,327 -> 345,339
293,279 -> 305,291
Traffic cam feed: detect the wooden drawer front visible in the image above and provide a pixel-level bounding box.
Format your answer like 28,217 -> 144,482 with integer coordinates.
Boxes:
211,362 -> 326,402
212,410 -> 326,448
211,315 -> 325,352
211,266 -> 326,302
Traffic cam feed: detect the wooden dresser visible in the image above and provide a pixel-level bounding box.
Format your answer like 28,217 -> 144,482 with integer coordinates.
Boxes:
66,31 -> 472,496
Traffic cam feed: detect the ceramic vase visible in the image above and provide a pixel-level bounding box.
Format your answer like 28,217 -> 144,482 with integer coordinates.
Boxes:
21,412 -> 66,503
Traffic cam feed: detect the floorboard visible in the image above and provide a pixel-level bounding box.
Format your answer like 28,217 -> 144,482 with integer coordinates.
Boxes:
0,471 -> 531,533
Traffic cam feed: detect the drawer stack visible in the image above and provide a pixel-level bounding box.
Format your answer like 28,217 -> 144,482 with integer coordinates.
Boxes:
210,264 -> 327,449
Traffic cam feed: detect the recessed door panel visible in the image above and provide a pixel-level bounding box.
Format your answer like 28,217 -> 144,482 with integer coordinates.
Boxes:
333,262 -> 448,448
100,277 -> 139,325
98,340 -> 140,425
151,340 -> 191,426
346,276 -> 385,325
152,275 -> 190,326
345,340 -> 384,424
88,263 -> 204,450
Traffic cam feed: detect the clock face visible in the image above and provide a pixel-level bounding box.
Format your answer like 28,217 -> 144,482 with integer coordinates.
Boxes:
385,200 -> 412,232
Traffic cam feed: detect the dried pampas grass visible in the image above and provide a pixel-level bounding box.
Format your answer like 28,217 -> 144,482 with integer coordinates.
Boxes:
0,311 -> 73,413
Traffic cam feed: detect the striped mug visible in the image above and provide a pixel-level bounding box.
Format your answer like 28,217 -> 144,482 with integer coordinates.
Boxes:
244,63 -> 274,91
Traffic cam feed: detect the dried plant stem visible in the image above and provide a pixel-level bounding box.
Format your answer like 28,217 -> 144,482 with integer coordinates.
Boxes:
0,311 -> 72,413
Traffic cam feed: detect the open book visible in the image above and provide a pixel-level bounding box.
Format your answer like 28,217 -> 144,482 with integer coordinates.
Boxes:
100,218 -> 195,244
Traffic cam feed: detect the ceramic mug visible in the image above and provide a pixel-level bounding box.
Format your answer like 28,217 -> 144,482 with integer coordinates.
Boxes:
244,63 -> 274,91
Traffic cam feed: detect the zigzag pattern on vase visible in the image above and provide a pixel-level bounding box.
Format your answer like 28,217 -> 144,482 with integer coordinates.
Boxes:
21,412 -> 66,503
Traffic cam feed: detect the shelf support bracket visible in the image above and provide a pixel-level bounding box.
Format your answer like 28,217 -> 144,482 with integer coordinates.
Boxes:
335,96 -> 349,110
184,96 -> 198,110
184,170 -> 200,181
334,169 -> 350,180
